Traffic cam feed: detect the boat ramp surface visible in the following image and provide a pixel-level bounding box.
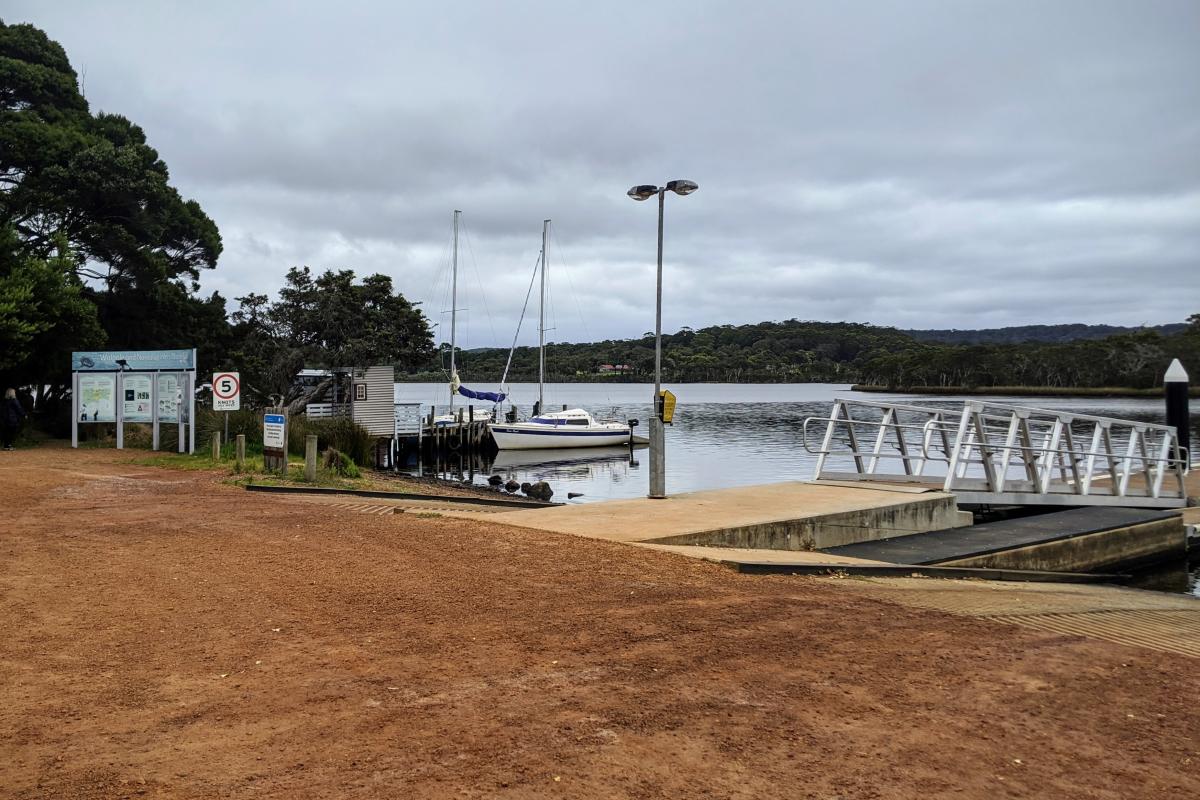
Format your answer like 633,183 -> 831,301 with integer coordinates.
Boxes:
488,480 -> 969,552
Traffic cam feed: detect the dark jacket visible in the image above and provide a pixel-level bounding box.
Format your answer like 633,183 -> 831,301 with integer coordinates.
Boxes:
2,397 -> 25,427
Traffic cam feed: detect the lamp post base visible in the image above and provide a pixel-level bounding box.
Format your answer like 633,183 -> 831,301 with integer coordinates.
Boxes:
649,416 -> 666,499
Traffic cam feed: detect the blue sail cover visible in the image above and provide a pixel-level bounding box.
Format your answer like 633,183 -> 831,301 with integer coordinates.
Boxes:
458,385 -> 506,403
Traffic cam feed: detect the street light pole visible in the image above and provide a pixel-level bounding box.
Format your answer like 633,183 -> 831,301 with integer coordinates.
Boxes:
650,188 -> 667,498
627,179 -> 698,500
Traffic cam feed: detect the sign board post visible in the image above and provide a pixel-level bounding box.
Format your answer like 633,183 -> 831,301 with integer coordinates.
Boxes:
263,411 -> 288,473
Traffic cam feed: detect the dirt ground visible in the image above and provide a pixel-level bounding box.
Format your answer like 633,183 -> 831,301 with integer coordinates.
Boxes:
1,446 -> 1197,799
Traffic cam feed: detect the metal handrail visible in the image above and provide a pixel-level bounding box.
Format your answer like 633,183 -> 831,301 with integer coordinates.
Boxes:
803,397 -> 1188,505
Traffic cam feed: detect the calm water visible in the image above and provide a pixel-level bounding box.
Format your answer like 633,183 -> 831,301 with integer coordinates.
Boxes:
395,382 -> 1198,594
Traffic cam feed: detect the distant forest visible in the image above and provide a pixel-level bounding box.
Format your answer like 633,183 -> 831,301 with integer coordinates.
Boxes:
905,323 -> 1188,345
410,317 -> 1200,391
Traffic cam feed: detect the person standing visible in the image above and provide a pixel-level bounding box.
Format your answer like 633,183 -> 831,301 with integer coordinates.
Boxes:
2,388 -> 25,450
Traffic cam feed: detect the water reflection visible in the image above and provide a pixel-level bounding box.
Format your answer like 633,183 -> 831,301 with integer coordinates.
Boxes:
404,443 -> 645,502
1124,560 -> 1198,595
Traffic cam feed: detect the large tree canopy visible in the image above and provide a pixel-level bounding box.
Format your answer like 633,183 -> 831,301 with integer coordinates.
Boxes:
0,224 -> 103,388
0,19 -> 229,403
0,19 -> 221,291
231,267 -> 435,405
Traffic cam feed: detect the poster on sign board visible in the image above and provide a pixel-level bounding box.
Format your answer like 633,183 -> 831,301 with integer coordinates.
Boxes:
122,375 -> 153,422
157,374 -> 180,419
78,374 -> 116,422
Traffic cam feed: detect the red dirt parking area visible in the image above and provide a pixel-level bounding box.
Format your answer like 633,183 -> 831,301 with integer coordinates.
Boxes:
1,446 -> 1198,799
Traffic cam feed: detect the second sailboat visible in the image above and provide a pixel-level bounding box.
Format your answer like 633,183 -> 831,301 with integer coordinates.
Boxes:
488,220 -> 633,450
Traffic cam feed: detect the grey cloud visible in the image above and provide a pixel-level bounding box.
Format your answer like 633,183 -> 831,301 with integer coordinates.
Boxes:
8,0 -> 1199,343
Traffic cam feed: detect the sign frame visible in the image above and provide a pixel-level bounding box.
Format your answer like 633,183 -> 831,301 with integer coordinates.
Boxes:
213,371 -> 241,411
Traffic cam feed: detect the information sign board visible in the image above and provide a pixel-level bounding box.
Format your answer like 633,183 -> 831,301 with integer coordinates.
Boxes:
264,413 -> 286,449
122,374 -> 154,422
70,347 -> 196,454
78,374 -> 116,422
213,372 -> 241,411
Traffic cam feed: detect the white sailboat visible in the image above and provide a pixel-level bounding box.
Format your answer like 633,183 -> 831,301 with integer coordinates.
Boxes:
488,220 -> 633,450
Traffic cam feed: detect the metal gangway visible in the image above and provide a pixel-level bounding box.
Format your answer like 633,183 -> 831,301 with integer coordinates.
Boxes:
803,398 -> 1190,508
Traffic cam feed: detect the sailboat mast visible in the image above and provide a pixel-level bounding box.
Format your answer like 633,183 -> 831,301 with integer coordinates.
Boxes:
539,219 -> 549,410
450,209 -> 460,410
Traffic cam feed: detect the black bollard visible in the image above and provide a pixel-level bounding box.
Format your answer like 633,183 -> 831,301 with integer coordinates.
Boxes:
1164,358 -> 1190,465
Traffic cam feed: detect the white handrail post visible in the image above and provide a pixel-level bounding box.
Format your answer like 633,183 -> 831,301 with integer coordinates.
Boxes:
944,406 -> 972,491
866,407 -> 893,475
813,400 -> 842,479
1038,419 -> 1064,493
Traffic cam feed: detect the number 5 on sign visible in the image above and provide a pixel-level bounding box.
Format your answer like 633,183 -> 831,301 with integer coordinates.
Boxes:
212,372 -> 241,411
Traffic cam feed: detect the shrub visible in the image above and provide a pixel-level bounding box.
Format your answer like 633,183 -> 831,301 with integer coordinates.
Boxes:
322,447 -> 361,479
197,408 -> 263,446
292,416 -> 373,466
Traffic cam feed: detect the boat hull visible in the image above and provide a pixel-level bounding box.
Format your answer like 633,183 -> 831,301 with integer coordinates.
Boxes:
489,424 -> 632,450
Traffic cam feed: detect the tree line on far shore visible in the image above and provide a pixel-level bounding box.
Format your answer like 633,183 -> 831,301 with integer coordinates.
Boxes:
431,316 -> 1200,390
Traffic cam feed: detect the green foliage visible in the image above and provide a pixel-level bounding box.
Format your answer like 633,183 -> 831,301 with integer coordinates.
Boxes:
404,315 -> 1200,391
905,323 -> 1187,346
0,20 -> 221,291
289,415 -> 373,467
196,407 -> 263,446
322,448 -> 361,479
230,267 -> 434,403
0,19 -> 227,403
422,320 -> 920,384
0,225 -> 103,385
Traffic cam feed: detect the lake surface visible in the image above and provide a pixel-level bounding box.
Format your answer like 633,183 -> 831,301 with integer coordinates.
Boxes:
395,382 -> 1198,595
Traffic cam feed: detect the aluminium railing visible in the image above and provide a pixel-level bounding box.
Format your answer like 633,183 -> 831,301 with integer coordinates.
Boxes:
803,397 -> 1189,508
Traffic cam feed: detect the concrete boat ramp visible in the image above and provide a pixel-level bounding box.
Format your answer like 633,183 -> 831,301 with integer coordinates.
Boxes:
470,479 -> 1185,574
489,480 -> 967,553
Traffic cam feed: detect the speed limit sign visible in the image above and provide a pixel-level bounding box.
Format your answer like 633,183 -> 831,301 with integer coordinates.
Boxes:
212,372 -> 241,411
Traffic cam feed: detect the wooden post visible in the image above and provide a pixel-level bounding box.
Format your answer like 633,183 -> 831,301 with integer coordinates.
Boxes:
211,431 -> 221,461
305,434 -> 318,481
236,434 -> 246,470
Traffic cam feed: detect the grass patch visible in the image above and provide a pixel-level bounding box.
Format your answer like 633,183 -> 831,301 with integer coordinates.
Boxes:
130,449 -> 371,490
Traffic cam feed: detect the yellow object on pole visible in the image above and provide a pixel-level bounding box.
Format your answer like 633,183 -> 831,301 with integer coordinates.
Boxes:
658,389 -> 677,424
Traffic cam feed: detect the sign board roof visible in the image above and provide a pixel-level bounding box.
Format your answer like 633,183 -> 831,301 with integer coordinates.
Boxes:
72,350 -> 195,372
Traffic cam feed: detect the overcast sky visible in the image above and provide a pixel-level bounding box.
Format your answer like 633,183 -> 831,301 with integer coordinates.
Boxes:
9,1 -> 1200,347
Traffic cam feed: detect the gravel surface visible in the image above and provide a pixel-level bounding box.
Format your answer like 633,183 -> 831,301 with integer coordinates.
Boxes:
1,445 -> 1197,799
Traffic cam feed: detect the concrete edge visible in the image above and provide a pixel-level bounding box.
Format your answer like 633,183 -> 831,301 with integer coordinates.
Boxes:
244,483 -> 558,508
730,562 -> 1127,584
915,512 -> 1184,565
642,492 -> 963,549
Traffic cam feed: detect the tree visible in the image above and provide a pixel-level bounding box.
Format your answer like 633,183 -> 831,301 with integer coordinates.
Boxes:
1,19 -> 229,405
231,268 -> 435,406
0,20 -> 222,291
0,225 -> 104,394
